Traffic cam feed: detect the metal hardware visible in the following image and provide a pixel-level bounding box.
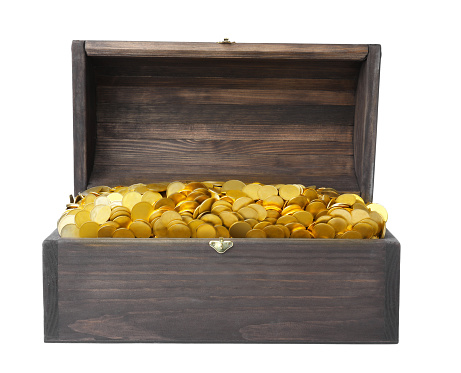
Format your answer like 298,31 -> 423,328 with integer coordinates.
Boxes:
218,38 -> 235,44
209,237 -> 234,254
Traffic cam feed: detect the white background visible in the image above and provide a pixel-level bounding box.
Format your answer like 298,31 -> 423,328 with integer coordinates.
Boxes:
1,1 -> 460,371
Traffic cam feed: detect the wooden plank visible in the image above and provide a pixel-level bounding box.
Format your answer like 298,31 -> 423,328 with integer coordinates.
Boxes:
49,232 -> 398,342
43,231 -> 59,341
354,45 -> 381,203
86,41 -> 369,60
384,238 -> 400,342
96,104 -> 356,126
95,76 -> 359,91
72,41 -> 96,196
97,86 -> 356,106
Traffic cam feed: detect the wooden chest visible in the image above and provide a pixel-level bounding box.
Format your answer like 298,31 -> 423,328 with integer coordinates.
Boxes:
43,40 -> 400,343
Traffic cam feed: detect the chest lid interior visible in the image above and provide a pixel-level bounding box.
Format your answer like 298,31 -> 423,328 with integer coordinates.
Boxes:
73,41 -> 381,202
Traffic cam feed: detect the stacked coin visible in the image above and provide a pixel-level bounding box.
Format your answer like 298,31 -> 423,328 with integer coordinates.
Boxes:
57,180 -> 388,239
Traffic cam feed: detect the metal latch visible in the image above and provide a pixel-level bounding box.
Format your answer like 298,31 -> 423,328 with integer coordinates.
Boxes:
209,237 -> 233,254
218,38 -> 235,44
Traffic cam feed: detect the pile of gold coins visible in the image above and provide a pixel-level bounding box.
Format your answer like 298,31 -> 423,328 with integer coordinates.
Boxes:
57,180 -> 388,239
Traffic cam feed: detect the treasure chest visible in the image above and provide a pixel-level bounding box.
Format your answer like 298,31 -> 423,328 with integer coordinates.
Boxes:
42,40 -> 400,343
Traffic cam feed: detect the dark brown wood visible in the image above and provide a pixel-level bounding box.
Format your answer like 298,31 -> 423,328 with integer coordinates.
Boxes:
43,230 -> 399,343
85,41 -> 369,60
353,45 -> 381,203
72,40 -> 97,196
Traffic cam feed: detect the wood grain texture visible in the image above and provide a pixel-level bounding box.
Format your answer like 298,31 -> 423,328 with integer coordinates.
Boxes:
43,229 -> 399,343
353,45 -> 381,203
85,41 -> 369,60
72,41 -> 96,196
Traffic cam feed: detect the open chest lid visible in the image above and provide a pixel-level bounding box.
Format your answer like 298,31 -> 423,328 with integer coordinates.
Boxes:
72,40 -> 381,202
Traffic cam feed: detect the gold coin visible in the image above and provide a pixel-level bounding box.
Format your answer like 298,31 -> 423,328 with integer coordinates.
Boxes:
303,188 -> 318,201
133,183 -> 148,194
211,204 -> 231,215
167,222 -> 191,238
146,182 -> 169,192
258,185 -> 279,200
266,209 -> 281,219
329,208 -> 352,225
83,203 -> 94,212
316,215 -> 332,223
90,205 -> 111,224
153,218 -> 168,237
312,223 -> 335,238
201,213 -> 223,226
221,180 -> 246,192
129,220 -> 152,238
281,204 -> 303,216
247,203 -> 267,221
339,230 -> 363,239
84,193 -> 97,204
305,201 -> 327,217
94,195 -> 110,206
244,218 -> 258,228
122,191 -> 142,211
360,218 -> 380,236
287,196 -> 308,208
75,210 -> 91,228
279,184 -> 301,201
262,195 -> 284,209
351,209 -> 370,225
183,182 -> 208,192
160,210 -> 183,225
219,211 -> 239,228
285,222 -> 306,233
212,200 -> 233,209
263,225 -> 285,238
232,196 -> 253,211
369,210 -> 384,232
107,192 -> 123,203
98,224 -> 117,238
290,229 -> 313,239
110,209 -> 131,221
276,224 -> 290,238
225,190 -> 248,200
154,197 -> 175,210
293,211 -> 314,227
215,225 -> 230,238
352,222 -> 374,239
131,201 -> 155,222
169,192 -> 187,205
113,215 -> 132,228
253,221 -> 272,230
328,217 -> 348,234
276,215 -> 298,225
196,223 -> 217,238
177,200 -> 200,213
79,221 -> 100,238
141,191 -> 163,205
335,194 -> 357,206
198,197 -> 216,214
246,229 -> 267,238
229,221 -> 252,238
242,183 -> 262,200
238,206 -> 259,220
112,228 -> 135,238
166,181 -> 185,197
60,224 -> 80,238
367,203 -> 388,222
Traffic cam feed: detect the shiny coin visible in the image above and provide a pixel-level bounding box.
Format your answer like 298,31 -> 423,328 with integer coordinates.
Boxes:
107,192 -> 123,203
79,221 -> 100,238
167,181 -> 185,197
303,188 -> 318,201
263,225 -> 285,238
367,203 -> 388,222
247,203 -> 267,221
285,222 -> 306,233
215,225 -> 230,238
60,224 -> 80,238
277,224 -> 290,238
94,196 -> 110,206
122,191 -> 142,211
113,215 -> 132,228
244,218 -> 258,228
221,179 -> 246,192
352,222 -> 374,239
112,228 -> 135,238
238,206 -> 259,220
90,205 -> 111,224
328,217 -> 348,234
351,209 -> 370,225
160,210 -> 183,225
253,221 -> 272,230
167,223 -> 191,238
219,211 -> 239,228
290,229 -> 313,239
279,184 -> 301,201
131,202 -> 155,222
335,194 -> 357,206
98,224 -> 118,238
287,196 -> 308,208
153,218 -> 168,238
276,215 -> 298,225
281,204 -> 303,216
141,191 -> 163,205
201,213 -> 223,226
312,223 -> 335,238
293,211 -> 314,227
329,208 -> 352,226
229,221 -> 252,238
154,197 -> 175,210
258,185 -> 278,200
129,220 -> 152,238
225,190 -> 248,200
196,223 -> 217,238
339,230 -> 363,239
232,196 -> 253,211
242,183 -> 262,200
75,210 -> 91,228
246,229 -> 267,238
146,182 -> 169,192
305,201 -> 327,217
262,195 -> 284,209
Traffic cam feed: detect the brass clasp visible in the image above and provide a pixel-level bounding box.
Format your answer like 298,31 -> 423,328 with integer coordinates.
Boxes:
209,237 -> 233,254
218,38 -> 235,44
